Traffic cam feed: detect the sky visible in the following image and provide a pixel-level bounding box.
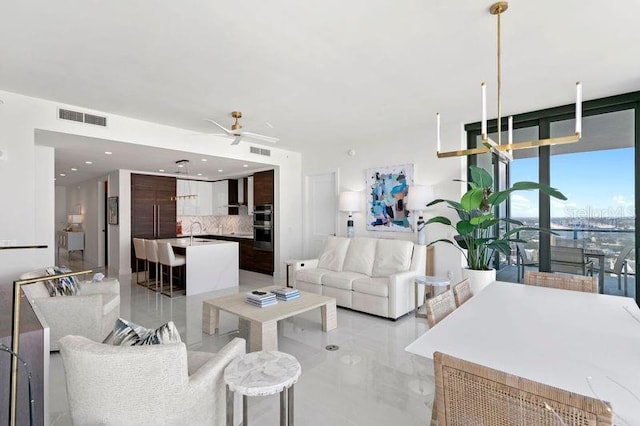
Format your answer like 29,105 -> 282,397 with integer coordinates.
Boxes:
509,147 -> 635,219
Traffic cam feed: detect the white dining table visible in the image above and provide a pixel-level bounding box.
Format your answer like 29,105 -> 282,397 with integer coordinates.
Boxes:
405,281 -> 640,425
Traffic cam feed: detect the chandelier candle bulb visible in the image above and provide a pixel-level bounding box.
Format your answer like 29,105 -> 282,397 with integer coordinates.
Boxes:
436,113 -> 441,153
576,81 -> 582,135
481,82 -> 487,138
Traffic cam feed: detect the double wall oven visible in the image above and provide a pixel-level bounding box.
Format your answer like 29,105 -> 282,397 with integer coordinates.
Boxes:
253,204 -> 273,251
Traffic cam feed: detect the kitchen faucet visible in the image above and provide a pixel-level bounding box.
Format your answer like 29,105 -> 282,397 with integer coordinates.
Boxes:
189,221 -> 203,245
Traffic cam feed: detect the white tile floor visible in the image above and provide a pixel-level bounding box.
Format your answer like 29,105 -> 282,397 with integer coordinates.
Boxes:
49,265 -> 435,425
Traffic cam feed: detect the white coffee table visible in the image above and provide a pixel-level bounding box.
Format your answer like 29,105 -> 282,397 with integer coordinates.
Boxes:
203,286 -> 337,352
225,351 -> 301,426
414,275 -> 451,318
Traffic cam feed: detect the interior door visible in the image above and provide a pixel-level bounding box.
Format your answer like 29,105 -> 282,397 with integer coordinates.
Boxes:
304,172 -> 338,258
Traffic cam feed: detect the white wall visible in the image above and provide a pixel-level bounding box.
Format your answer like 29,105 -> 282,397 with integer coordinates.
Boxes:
54,186 -> 67,233
301,131 -> 468,282
0,89 -> 302,282
65,175 -> 107,267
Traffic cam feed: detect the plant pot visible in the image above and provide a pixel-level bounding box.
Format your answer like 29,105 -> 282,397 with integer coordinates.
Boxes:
461,268 -> 496,295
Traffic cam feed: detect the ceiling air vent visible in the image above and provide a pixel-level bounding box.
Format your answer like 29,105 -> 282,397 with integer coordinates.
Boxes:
58,108 -> 107,127
84,113 -> 107,127
59,108 -> 84,123
250,146 -> 271,157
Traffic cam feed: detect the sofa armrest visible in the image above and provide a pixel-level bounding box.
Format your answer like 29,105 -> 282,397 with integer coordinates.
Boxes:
78,278 -> 120,296
293,259 -> 319,270
183,338 -> 246,424
291,259 -> 319,288
388,270 -> 421,319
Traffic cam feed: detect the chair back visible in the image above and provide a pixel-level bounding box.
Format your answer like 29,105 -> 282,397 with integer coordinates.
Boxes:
132,238 -> 146,260
157,242 -> 176,266
550,246 -> 590,275
452,279 -> 472,307
613,245 -> 635,274
59,335 -> 188,424
425,289 -> 456,328
524,271 -> 597,293
433,352 -> 612,426
145,239 -> 158,263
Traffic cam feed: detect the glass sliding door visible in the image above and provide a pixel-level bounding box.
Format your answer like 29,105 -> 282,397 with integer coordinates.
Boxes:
467,92 -> 639,304
550,110 -> 635,297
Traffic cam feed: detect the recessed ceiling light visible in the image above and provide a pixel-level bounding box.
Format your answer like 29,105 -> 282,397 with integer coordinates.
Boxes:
201,158 -> 207,162
85,161 -> 93,165
104,151 -> 112,155
54,178 -> 57,181
197,173 -> 203,176
159,169 -> 165,172
218,169 -> 223,172
59,173 -> 66,177
243,164 -> 249,168
71,167 -> 78,171
177,164 -> 184,168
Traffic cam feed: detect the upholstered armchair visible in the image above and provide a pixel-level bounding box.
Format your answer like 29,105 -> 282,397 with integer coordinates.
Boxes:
59,335 -> 246,426
20,269 -> 120,351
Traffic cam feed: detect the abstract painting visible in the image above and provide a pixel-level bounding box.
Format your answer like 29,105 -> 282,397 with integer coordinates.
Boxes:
366,164 -> 414,232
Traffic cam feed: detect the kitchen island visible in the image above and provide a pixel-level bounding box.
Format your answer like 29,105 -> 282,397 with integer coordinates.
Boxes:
156,238 -> 239,295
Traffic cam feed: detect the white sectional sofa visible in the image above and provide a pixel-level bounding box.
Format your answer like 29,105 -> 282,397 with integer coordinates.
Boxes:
292,236 -> 426,319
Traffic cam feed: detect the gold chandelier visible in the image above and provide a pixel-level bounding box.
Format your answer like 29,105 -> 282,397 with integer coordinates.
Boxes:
436,1 -> 582,160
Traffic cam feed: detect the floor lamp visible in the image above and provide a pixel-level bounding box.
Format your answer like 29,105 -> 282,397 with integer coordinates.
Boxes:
406,185 -> 435,245
338,191 -> 360,238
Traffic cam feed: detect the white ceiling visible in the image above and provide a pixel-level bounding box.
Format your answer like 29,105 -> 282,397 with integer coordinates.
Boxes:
3,0 -> 640,165
37,130 -> 268,185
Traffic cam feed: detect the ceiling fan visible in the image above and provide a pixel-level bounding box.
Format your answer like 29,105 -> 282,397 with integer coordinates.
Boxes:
204,111 -> 279,145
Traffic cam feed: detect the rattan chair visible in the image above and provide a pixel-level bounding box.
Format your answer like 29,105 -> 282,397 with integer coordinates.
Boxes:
524,271 -> 598,293
425,289 -> 456,328
452,279 -> 472,307
433,351 -> 613,426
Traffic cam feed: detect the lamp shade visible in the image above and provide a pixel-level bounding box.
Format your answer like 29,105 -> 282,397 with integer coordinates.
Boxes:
405,185 -> 435,211
68,214 -> 83,224
338,191 -> 360,213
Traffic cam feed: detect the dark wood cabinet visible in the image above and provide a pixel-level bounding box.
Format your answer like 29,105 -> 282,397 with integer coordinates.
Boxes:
203,235 -> 273,275
131,174 -> 176,266
228,179 -> 239,215
253,170 -> 274,205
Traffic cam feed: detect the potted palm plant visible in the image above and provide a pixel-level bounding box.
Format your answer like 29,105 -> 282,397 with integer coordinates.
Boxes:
426,165 -> 566,293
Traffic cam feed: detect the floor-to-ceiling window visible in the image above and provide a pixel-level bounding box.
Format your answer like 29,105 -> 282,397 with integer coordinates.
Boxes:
466,92 -> 639,303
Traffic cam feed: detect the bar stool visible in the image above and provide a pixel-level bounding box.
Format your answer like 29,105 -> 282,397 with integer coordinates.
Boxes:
144,239 -> 160,292
157,242 -> 186,297
132,238 -> 148,286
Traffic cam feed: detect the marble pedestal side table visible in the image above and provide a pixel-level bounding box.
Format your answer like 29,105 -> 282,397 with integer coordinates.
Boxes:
414,275 -> 451,318
225,351 -> 301,426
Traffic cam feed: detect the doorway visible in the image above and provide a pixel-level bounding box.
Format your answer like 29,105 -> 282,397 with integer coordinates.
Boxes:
304,171 -> 338,258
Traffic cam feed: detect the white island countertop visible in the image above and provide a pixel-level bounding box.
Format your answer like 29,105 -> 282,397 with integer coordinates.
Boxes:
176,233 -> 254,240
156,238 -> 239,295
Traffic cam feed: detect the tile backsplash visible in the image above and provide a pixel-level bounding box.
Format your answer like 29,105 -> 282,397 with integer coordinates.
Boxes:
178,215 -> 253,235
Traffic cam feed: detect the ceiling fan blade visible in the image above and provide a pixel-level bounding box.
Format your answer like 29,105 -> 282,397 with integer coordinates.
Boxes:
231,136 -> 243,145
240,132 -> 279,144
203,119 -> 233,135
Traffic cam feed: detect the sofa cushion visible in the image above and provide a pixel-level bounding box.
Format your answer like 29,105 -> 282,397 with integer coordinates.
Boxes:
342,238 -> 377,276
187,351 -> 217,375
317,236 -> 351,272
295,268 -> 331,285
371,239 -> 414,277
322,271 -> 368,290
353,277 -> 390,297
109,318 -> 182,346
